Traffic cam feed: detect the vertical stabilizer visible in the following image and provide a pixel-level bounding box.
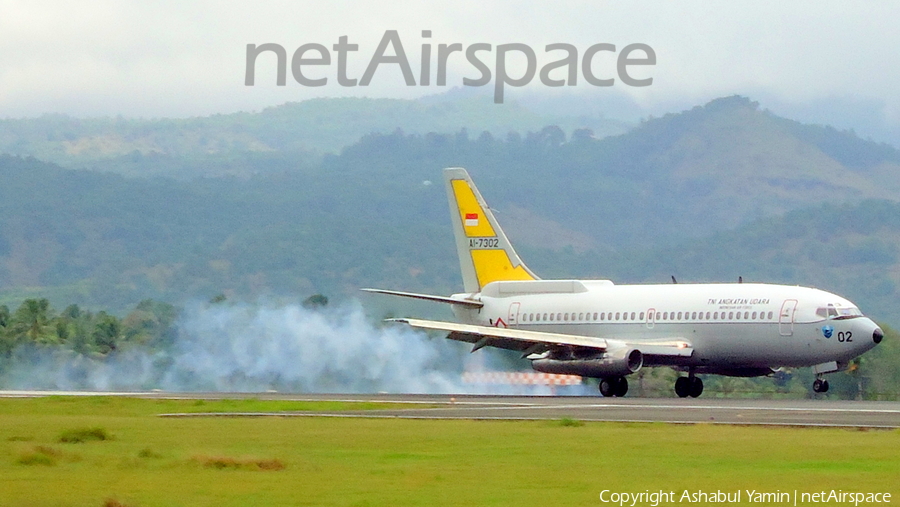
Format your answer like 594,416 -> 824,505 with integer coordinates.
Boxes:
444,167 -> 538,293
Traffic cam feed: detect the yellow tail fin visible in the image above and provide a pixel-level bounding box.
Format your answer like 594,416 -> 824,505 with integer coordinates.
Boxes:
444,167 -> 538,292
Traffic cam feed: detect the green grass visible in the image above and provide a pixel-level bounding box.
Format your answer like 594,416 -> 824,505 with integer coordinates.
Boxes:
0,397 -> 898,506
58,427 -> 113,443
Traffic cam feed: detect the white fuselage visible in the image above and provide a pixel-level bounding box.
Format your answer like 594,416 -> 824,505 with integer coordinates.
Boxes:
453,280 -> 880,374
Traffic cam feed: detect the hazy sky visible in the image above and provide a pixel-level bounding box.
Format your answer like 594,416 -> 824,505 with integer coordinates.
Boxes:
2,1 -> 898,142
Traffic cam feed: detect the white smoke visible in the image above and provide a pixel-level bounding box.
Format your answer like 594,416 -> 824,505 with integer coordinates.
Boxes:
0,301 -> 573,394
162,301 -> 468,393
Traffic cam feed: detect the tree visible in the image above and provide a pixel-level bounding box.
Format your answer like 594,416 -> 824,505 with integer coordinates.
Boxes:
9,299 -> 55,345
92,312 -> 121,354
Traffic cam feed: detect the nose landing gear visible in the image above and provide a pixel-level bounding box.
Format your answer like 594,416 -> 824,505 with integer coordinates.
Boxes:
599,376 -> 629,397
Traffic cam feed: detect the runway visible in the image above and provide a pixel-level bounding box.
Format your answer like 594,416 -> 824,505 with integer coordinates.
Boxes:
4,391 -> 900,428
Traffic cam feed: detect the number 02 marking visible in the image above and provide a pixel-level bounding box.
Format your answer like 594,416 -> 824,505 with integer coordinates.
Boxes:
837,331 -> 853,342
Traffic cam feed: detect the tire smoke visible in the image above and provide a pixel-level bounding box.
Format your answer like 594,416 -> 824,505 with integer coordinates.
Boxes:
1,301 -> 571,394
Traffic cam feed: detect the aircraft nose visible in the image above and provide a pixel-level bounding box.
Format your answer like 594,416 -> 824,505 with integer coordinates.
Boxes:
873,327 -> 884,344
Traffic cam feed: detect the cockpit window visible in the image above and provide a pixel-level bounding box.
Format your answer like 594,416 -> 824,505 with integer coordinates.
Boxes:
816,304 -> 862,320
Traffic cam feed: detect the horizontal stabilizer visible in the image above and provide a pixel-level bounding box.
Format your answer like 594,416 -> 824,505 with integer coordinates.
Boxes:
360,288 -> 483,308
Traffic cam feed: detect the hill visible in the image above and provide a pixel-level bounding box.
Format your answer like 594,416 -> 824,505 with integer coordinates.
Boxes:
524,199 -> 900,326
1,96 -> 900,326
0,94 -> 630,176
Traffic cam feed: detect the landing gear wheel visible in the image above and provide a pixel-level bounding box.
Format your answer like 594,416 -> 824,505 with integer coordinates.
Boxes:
674,376 -> 691,398
689,377 -> 704,398
599,378 -> 615,397
599,377 -> 628,397
813,378 -> 830,393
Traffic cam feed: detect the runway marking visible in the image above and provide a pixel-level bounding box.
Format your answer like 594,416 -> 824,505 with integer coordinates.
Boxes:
488,403 -> 900,414
157,412 -> 900,429
376,402 -> 900,414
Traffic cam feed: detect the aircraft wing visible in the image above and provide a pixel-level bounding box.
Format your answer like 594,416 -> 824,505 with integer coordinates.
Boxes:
390,318 -> 607,352
389,318 -> 693,357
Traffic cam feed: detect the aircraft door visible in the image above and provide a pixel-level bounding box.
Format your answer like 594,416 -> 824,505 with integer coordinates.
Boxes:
508,302 -> 521,327
779,299 -> 797,336
646,308 -> 656,329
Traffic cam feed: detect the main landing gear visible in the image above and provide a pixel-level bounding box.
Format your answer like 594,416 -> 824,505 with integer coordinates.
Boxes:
599,376 -> 628,397
812,376 -> 830,393
675,370 -> 704,398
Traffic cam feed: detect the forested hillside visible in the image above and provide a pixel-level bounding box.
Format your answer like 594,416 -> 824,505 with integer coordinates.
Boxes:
2,94 -> 900,397
1,95 -> 900,325
0,93 -> 629,176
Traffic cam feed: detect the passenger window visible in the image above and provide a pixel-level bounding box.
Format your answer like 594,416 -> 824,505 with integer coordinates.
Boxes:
550,313 -> 554,321
744,311 -> 750,319
706,312 -> 711,320
564,313 -> 569,322
630,312 -> 636,320
691,312 -> 697,320
656,312 -> 661,320
639,312 -> 645,320
677,312 -> 682,320
557,313 -> 562,321
543,313 -> 548,321
752,311 -> 757,319
615,312 -> 621,320
736,312 -> 741,320
729,312 -> 734,319
767,311 -> 774,319
578,312 -> 584,320
593,312 -> 598,320
600,313 -> 605,321
713,312 -> 718,319
662,312 -> 668,321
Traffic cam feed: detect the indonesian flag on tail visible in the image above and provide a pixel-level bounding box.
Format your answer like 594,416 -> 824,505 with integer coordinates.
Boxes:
465,213 -> 479,227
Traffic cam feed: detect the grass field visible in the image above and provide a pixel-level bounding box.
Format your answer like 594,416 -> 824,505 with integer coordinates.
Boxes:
1,397 -> 898,507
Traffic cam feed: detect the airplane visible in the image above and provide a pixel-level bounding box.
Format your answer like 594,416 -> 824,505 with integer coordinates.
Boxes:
363,167 -> 884,397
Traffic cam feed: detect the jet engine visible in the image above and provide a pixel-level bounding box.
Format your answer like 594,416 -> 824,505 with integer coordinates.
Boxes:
532,347 -> 643,377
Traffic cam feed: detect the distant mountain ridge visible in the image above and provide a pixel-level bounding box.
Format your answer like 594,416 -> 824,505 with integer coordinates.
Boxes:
1,95 -> 899,329
0,93 -> 630,172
